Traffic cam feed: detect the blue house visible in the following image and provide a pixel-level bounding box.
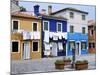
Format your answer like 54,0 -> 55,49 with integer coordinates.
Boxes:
34,5 -> 67,57
50,7 -> 88,56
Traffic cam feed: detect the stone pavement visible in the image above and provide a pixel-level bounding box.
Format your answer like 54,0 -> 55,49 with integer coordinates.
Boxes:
11,54 -> 96,74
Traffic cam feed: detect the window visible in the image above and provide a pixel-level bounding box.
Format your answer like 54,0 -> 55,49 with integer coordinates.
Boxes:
12,41 -> 19,52
32,42 -> 38,51
90,30 -> 94,36
12,20 -> 19,31
70,25 -> 74,33
82,27 -> 86,34
69,41 -> 75,51
82,15 -> 86,20
43,21 -> 49,31
57,23 -> 62,32
81,42 -> 86,50
89,43 -> 95,48
33,22 -> 38,31
70,12 -> 74,18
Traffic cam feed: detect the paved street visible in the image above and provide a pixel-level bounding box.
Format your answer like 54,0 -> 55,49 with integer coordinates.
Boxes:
11,54 -> 96,74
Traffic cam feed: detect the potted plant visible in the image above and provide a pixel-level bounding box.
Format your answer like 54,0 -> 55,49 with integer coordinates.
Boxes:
75,60 -> 88,70
55,60 -> 65,70
63,57 -> 71,65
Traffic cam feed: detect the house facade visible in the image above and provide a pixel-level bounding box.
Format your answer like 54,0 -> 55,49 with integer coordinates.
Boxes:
11,12 -> 42,60
51,8 -> 88,56
33,5 -> 67,57
88,20 -> 96,54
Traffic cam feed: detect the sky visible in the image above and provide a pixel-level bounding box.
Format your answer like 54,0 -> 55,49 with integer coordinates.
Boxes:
19,1 -> 96,20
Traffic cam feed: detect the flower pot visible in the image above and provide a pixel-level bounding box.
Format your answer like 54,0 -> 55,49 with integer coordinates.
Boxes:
75,63 -> 88,70
55,63 -> 65,70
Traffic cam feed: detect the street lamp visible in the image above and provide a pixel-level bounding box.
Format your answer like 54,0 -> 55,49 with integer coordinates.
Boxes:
71,47 -> 76,68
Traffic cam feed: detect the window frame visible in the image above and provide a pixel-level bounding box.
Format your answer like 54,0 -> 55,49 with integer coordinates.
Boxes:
69,41 -> 75,51
70,25 -> 74,33
70,12 -> 74,19
32,41 -> 39,52
82,27 -> 86,34
81,41 -> 87,50
12,19 -> 20,31
82,14 -> 86,20
57,22 -> 62,32
32,22 -> 38,31
43,21 -> 49,31
11,40 -> 20,53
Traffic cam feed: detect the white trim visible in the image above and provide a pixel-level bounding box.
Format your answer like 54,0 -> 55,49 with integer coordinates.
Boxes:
12,19 -> 20,31
11,40 -> 20,53
57,22 -> 62,32
43,20 -> 49,31
32,41 -> 39,52
32,22 -> 39,31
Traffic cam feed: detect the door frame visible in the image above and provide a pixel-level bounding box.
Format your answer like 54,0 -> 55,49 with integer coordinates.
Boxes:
23,41 -> 30,60
76,41 -> 81,55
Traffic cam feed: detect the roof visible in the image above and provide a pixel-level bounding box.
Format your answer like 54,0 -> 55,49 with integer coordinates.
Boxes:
11,12 -> 41,19
88,20 -> 96,26
51,7 -> 88,15
11,11 -> 67,21
40,14 -> 67,21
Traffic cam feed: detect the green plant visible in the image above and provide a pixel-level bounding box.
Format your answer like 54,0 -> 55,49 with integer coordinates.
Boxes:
20,6 -> 27,11
75,60 -> 88,64
55,60 -> 64,64
83,60 -> 88,63
63,57 -> 71,61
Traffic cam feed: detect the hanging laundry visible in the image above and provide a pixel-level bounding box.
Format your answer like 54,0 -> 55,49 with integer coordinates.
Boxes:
23,31 -> 30,40
33,31 -> 40,39
49,32 -> 53,38
44,42 -> 50,56
44,31 -> 49,42
58,42 -> 63,50
53,32 -> 58,40
58,32 -> 62,39
44,42 -> 50,50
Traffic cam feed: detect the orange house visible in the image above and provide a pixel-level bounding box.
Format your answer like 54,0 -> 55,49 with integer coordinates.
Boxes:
11,12 -> 42,60
88,20 -> 96,54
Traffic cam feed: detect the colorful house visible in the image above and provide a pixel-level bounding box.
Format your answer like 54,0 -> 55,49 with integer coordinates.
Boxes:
51,7 -> 88,56
11,12 -> 42,60
33,5 -> 67,57
88,20 -> 96,54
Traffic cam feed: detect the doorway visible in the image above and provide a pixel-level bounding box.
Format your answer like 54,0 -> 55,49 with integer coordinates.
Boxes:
23,41 -> 30,59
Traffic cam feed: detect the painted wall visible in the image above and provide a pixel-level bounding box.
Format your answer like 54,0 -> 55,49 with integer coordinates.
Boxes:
42,17 -> 67,32
67,32 -> 88,55
11,17 -> 42,60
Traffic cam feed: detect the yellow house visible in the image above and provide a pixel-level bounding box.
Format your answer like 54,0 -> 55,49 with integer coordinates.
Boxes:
11,12 -> 42,60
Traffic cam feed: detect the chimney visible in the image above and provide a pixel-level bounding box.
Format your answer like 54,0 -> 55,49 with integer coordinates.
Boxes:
48,5 -> 52,15
34,5 -> 40,16
41,9 -> 46,15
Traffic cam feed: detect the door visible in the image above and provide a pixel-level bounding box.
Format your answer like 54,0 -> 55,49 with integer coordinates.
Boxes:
23,41 -> 30,59
76,43 -> 79,55
51,43 -> 57,56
